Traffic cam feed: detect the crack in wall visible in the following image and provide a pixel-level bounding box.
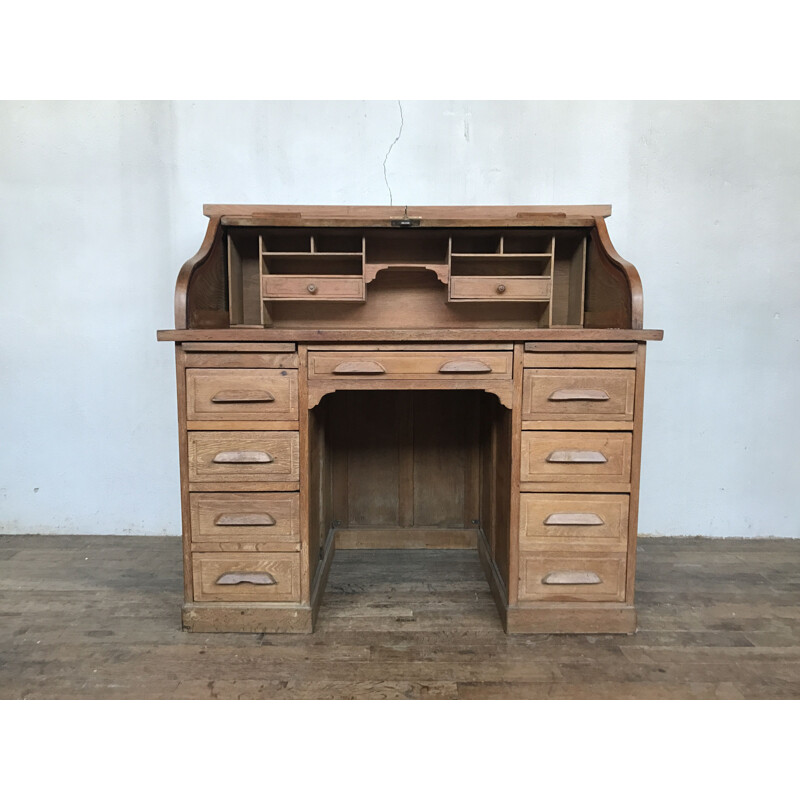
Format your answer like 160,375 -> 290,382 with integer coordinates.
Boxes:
382,100 -> 404,206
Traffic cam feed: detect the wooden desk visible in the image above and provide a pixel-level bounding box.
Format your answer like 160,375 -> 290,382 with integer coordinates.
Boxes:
158,205 -> 663,634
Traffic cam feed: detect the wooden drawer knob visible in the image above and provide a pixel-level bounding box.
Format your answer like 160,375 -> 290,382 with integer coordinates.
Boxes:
546,450 -> 607,463
332,360 -> 386,374
548,389 -> 610,402
496,283 -> 506,294
438,359 -> 492,373
544,513 -> 604,526
542,571 -> 602,585
215,572 -> 277,586
211,390 -> 275,404
212,451 -> 274,464
214,513 -> 276,526
307,283 -> 318,294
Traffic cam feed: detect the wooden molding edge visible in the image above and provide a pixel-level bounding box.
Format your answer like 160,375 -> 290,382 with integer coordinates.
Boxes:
181,601 -> 313,633
174,216 -> 222,329
477,528 -> 509,632
592,216 -> 645,330
310,526 -> 337,629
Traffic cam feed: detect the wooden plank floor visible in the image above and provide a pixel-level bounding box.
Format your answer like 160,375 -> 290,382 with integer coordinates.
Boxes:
1,535 -> 798,699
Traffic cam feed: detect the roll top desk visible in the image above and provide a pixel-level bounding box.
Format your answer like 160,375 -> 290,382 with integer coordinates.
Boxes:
157,205 -> 663,634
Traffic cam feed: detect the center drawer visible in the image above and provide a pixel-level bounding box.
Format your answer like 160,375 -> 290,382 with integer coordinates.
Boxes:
186,368 -> 298,421
308,350 -> 513,380
188,431 -> 300,483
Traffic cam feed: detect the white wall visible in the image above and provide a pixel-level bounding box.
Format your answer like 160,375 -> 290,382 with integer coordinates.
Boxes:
1,100 -> 798,537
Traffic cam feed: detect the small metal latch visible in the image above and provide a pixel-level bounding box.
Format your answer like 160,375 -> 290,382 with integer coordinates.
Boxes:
391,205 -> 421,227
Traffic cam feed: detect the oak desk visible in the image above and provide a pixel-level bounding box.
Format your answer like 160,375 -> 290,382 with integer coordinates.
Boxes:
158,205 -> 663,634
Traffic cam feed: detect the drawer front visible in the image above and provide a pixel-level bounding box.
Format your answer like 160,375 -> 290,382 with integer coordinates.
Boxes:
519,552 -> 627,602
519,493 -> 629,551
263,275 -> 364,301
186,369 -> 298,421
189,492 -> 300,546
449,276 -> 551,301
520,432 -> 632,484
188,431 -> 299,483
192,553 -> 301,602
522,369 -> 635,420
308,350 -> 513,380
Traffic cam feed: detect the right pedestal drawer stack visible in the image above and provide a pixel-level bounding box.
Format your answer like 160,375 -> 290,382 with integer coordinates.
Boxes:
518,342 -> 646,619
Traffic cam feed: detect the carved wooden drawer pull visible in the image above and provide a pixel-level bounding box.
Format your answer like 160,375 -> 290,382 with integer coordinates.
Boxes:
211,390 -> 275,403
215,572 -> 277,586
214,513 -> 276,526
544,513 -> 604,526
332,361 -> 386,374
438,360 -> 493,373
546,450 -> 608,463
548,389 -> 610,401
542,571 -> 602,585
212,451 -> 274,464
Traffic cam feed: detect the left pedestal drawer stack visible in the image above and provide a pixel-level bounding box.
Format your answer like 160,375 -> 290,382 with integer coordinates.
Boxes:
177,345 -> 303,613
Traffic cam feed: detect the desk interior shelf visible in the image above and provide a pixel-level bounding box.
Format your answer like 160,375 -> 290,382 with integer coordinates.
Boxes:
227,225 -> 591,329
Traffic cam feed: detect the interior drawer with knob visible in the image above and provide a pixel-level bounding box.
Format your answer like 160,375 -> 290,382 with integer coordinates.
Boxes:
519,552 -> 627,602
262,275 -> 365,301
308,350 -> 513,380
189,492 -> 300,549
192,552 -> 301,602
449,276 -> 551,301
187,431 -> 299,483
186,369 -> 298,421
523,369 -> 635,421
520,431 -> 632,486
519,493 -> 629,551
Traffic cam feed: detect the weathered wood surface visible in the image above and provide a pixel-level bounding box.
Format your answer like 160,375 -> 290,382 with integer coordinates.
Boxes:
1,535 -> 799,699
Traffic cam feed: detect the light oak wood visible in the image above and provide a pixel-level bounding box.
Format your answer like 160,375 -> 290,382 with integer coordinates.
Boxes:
263,275 -> 365,301
523,368 -> 635,420
449,276 -> 551,301
519,553 -> 627,602
159,328 -> 664,342
161,204 -> 661,634
519,493 -> 629,551
189,492 -> 300,548
187,432 -> 299,483
520,432 -> 632,485
186,368 -> 298,421
308,350 -> 513,380
192,553 -> 301,602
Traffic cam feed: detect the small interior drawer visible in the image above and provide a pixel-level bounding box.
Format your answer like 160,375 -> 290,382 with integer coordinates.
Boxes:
520,431 -> 632,485
308,350 -> 513,380
263,275 -> 365,301
520,493 -> 629,550
522,369 -> 635,420
188,431 -> 299,483
449,276 -> 551,301
186,369 -> 298,421
519,552 -> 627,602
190,492 -> 300,547
192,552 -> 301,602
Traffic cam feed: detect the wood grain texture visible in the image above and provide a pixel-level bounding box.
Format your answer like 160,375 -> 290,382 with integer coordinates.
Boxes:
158,328 -> 664,342
188,432 -> 299,483
2,535 -> 799,698
522,368 -> 635,421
